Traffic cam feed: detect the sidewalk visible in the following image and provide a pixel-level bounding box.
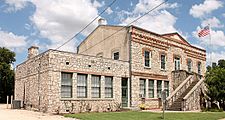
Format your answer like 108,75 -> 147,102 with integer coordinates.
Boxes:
0,104 -> 77,120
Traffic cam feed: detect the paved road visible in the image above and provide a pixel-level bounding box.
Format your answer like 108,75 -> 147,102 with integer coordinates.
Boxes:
0,104 -> 77,120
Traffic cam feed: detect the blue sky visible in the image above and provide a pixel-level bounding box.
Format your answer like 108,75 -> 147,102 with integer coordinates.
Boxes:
0,0 -> 225,67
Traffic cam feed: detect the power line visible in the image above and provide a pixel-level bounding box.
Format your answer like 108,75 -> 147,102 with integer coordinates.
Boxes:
79,0 -> 168,54
55,0 -> 117,50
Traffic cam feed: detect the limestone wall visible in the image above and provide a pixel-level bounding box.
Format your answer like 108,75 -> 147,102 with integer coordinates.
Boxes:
15,51 -> 50,112
129,27 -> 206,109
15,49 -> 129,113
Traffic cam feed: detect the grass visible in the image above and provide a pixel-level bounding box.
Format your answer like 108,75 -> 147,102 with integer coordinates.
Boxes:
64,111 -> 225,120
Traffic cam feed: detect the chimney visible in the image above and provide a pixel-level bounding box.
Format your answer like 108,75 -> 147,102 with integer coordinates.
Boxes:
28,46 -> 39,59
98,18 -> 107,25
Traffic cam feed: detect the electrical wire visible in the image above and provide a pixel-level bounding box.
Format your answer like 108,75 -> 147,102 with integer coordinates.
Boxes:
55,0 -> 117,50
79,0 -> 169,54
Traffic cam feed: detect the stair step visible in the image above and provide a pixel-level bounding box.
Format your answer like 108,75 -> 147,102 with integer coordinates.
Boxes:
167,80 -> 199,111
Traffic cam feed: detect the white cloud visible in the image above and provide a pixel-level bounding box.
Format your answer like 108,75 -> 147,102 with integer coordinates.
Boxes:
5,0 -> 104,52
190,0 -> 223,18
3,0 -> 104,52
119,0 -> 178,34
106,7 -> 113,14
0,30 -> 27,49
201,17 -> 224,28
4,0 -> 28,12
223,13 -> 225,17
207,51 -> 225,63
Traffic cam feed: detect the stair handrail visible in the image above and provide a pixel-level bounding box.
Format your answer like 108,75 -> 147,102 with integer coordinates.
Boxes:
182,77 -> 204,111
166,75 -> 193,101
183,77 -> 204,100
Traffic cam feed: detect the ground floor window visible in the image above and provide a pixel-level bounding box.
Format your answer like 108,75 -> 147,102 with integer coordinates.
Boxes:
61,72 -> 73,98
91,75 -> 101,98
157,80 -> 162,98
77,74 -> 87,98
139,79 -> 146,98
164,81 -> 169,97
105,76 -> 113,98
148,80 -> 154,98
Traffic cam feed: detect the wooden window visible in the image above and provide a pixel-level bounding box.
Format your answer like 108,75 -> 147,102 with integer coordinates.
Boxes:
105,76 -> 113,98
157,80 -> 162,98
174,57 -> 180,70
77,74 -> 87,98
148,80 -> 154,98
113,52 -> 119,60
91,75 -> 101,98
164,81 -> 169,97
144,51 -> 151,67
198,62 -> 201,75
187,59 -> 192,72
139,79 -> 146,98
61,73 -> 73,98
161,54 -> 166,70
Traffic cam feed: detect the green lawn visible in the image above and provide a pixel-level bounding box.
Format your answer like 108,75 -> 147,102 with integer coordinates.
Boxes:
65,111 -> 225,120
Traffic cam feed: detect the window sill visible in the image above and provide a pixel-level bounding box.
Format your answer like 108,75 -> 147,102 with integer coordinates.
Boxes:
160,69 -> 167,72
144,66 -> 151,69
60,98 -> 115,101
139,98 -> 161,101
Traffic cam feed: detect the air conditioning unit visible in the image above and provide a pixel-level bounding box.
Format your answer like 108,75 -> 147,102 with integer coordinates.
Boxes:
12,100 -> 21,109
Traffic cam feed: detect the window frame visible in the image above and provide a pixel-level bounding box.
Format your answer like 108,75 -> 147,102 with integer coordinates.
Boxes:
77,74 -> 88,98
174,57 -> 181,71
187,59 -> 192,72
148,80 -> 154,98
157,80 -> 162,98
91,75 -> 101,98
164,81 -> 169,97
198,62 -> 201,75
105,76 -> 113,98
61,72 -> 73,98
112,51 -> 119,60
139,79 -> 146,98
161,54 -> 166,70
144,50 -> 151,68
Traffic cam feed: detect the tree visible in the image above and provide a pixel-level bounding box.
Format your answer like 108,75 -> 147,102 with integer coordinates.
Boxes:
218,59 -> 225,69
205,59 -> 225,110
0,47 -> 15,103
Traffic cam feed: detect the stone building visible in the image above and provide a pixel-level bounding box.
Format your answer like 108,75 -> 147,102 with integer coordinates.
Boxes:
15,25 -> 206,113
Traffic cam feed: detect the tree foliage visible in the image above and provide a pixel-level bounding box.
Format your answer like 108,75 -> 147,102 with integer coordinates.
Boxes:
0,47 -> 15,103
205,59 -> 225,110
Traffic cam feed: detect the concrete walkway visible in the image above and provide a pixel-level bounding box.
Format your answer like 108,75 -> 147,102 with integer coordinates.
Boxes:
0,104 -> 77,120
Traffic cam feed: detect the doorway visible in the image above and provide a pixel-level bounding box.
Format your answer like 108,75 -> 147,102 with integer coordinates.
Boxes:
121,78 -> 128,107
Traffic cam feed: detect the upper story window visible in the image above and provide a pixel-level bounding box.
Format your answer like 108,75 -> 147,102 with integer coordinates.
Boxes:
61,72 -> 73,98
113,51 -> 119,60
198,62 -> 201,75
161,54 -> 166,70
174,57 -> 180,71
187,59 -> 192,72
144,51 -> 151,68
